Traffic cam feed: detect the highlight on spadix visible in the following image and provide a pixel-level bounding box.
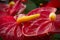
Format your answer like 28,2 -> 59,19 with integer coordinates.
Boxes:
49,12 -> 56,21
9,1 -> 15,6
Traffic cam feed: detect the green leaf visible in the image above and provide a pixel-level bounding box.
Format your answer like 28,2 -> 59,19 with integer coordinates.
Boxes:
0,37 -> 2,40
25,0 -> 36,14
54,34 -> 60,38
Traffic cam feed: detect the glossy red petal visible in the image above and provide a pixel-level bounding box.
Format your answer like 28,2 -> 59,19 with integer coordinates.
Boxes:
0,11 -> 7,17
27,7 -> 56,18
46,0 -> 60,8
0,3 -> 8,16
0,3 -> 8,10
53,14 -> 60,33
23,18 -> 53,36
14,0 -> 17,3
0,16 -> 22,40
22,7 -> 56,36
8,0 -> 26,15
14,0 -> 27,3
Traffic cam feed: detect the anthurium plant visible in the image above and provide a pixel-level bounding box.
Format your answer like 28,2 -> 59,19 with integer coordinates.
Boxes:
0,0 -> 60,40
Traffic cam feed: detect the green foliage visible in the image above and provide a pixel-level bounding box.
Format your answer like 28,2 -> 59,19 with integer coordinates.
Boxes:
54,34 -> 60,40
31,0 -> 49,6
0,37 -> 2,40
24,0 -> 50,14
25,0 -> 36,14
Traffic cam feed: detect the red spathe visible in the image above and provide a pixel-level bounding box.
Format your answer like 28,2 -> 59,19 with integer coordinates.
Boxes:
46,0 -> 60,8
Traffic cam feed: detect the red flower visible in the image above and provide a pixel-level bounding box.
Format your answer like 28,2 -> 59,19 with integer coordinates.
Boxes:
0,13 -> 40,40
0,0 -> 26,40
0,7 -> 60,40
22,7 -> 60,36
0,0 -> 26,16
0,0 -> 60,40
7,0 -> 26,16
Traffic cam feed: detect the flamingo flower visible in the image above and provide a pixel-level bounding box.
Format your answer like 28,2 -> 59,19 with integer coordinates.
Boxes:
0,13 -> 40,40
0,0 -> 26,40
22,7 -> 59,36
0,7 -> 60,40
0,0 -> 60,40
7,0 -> 26,16
0,0 -> 26,16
